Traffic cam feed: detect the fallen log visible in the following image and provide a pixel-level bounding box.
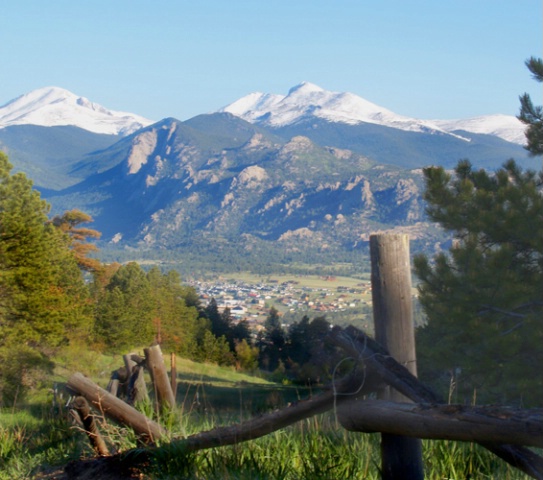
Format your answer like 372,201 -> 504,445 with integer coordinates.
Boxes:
329,326 -> 543,480
63,327 -> 543,479
63,368 -> 380,476
67,372 -> 167,442
170,372 -> 376,452
338,399 -> 543,448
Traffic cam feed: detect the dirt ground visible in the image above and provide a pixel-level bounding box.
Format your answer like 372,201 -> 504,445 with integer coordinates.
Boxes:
32,456 -> 149,480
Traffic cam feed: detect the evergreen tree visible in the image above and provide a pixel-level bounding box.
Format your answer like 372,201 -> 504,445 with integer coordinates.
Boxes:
51,209 -> 102,273
231,319 -> 251,346
94,262 -> 155,351
259,307 -> 285,371
518,56 -> 543,155
202,298 -> 251,352
286,315 -> 312,366
264,306 -> 285,350
414,57 -> 543,405
199,330 -> 234,365
0,153 -> 90,348
146,267 -> 200,358
0,153 -> 91,403
235,339 -> 259,371
286,315 -> 336,384
414,160 -> 543,404
204,298 -> 223,335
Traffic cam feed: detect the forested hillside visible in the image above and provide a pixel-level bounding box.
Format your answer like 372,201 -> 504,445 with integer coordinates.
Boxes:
0,154 -> 346,406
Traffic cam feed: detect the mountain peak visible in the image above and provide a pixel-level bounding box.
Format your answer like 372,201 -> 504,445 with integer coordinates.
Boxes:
287,82 -> 324,96
0,87 -> 154,136
220,82 -> 438,132
219,83 -> 526,144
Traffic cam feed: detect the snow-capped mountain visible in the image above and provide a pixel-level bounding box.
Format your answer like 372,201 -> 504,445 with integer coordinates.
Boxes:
0,87 -> 154,136
219,82 -> 526,145
433,114 -> 526,145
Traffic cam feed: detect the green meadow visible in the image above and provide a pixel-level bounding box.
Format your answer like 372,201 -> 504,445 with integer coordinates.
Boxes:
0,349 -> 535,479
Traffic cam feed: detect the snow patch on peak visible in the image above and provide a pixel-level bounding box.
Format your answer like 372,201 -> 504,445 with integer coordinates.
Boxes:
0,86 -> 154,136
219,83 -> 460,138
433,114 -> 526,145
287,82 -> 324,95
221,92 -> 283,122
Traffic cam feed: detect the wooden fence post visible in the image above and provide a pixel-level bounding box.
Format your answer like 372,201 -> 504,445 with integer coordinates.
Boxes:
370,233 -> 424,480
123,353 -> 149,404
72,396 -> 110,457
67,373 -> 167,442
170,352 -> 177,402
145,345 -> 176,410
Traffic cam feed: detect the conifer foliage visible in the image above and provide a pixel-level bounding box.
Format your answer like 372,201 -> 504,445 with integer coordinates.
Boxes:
0,153 -> 91,403
0,153 -> 91,347
51,209 -> 102,272
518,56 -> 543,155
414,58 -> 543,406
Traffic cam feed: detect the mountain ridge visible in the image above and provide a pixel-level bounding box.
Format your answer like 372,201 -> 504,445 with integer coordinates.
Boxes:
218,81 -> 527,145
0,86 -> 154,136
0,85 -> 533,269
0,83 -> 527,146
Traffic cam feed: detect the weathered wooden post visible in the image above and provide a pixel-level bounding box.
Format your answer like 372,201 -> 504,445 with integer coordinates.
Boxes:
170,352 -> 177,402
106,366 -> 127,397
123,353 -> 149,404
123,354 -> 137,378
67,373 -> 167,442
145,345 -> 176,410
370,233 -> 424,480
72,396 -> 110,456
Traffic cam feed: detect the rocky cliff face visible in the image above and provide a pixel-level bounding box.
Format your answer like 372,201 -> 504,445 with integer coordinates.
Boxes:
42,115 -> 440,261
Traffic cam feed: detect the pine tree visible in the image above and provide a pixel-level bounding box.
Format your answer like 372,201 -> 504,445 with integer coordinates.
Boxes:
518,56 -> 543,155
0,153 -> 91,403
51,209 -> 102,273
414,58 -> 543,405
414,160 -> 543,404
0,153 -> 91,348
259,307 -> 285,372
146,267 -> 200,357
94,262 -> 155,351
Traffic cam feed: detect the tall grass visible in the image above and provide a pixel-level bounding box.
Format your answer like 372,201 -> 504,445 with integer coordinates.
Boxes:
147,409 -> 534,480
0,348 -> 538,479
1,399 -> 537,479
0,408 -> 84,479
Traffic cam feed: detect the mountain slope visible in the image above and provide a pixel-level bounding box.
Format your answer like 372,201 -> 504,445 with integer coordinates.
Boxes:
270,116 -> 531,170
0,125 -> 120,189
0,85 -> 531,268
0,87 -> 153,136
44,115 -> 431,262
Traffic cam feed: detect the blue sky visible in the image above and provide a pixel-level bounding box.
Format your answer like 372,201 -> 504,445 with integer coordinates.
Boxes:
1,1 -> 541,122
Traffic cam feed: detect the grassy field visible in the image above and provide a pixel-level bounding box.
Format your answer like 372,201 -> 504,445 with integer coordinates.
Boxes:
0,349 -> 537,479
221,271 -> 371,288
